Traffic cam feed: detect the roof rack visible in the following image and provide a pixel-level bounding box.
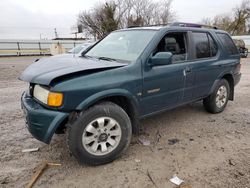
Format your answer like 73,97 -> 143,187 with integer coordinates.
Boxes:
127,25 -> 140,28
127,24 -> 169,28
127,22 -> 218,29
170,22 -> 218,29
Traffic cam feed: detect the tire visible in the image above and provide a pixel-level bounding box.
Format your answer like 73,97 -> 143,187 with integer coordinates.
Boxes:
203,79 -> 230,114
68,102 -> 132,165
244,50 -> 248,58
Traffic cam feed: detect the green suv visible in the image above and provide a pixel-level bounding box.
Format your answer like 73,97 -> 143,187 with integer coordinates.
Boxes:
20,22 -> 241,165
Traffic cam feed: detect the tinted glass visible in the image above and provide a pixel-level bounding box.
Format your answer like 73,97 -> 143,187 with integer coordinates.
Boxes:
193,32 -> 210,59
208,34 -> 218,57
217,33 -> 238,55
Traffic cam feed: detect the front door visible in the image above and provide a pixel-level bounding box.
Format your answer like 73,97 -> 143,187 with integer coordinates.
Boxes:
140,31 -> 193,115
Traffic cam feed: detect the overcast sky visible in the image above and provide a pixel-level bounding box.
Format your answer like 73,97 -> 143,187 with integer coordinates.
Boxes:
0,0 -> 241,39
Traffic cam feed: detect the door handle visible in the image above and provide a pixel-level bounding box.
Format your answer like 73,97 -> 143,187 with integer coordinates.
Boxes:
185,68 -> 192,73
184,67 -> 192,76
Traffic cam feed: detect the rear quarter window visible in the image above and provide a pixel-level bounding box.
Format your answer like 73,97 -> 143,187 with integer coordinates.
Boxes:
217,33 -> 239,55
208,34 -> 218,57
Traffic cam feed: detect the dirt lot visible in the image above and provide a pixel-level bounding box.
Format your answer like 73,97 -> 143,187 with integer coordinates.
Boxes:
0,56 -> 249,188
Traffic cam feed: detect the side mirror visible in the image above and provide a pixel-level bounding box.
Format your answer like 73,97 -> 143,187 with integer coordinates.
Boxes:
148,52 -> 173,67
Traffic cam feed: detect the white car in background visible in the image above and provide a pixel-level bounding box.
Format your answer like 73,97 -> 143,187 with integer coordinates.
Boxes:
54,42 -> 95,58
34,42 -> 96,63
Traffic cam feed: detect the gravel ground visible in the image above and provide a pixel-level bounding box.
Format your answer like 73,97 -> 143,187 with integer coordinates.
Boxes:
0,56 -> 249,188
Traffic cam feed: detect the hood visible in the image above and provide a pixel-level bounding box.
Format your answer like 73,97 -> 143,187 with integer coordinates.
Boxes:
19,56 -> 126,85
52,52 -> 82,58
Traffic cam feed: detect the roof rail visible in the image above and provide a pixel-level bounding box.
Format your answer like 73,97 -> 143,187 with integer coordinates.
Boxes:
126,22 -> 218,29
127,24 -> 169,28
127,25 -> 140,28
170,22 -> 218,29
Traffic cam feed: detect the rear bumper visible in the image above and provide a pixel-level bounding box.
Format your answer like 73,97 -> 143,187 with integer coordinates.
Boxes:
234,73 -> 241,86
21,92 -> 68,144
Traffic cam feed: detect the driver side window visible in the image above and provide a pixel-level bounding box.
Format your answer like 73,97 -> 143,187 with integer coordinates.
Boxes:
154,32 -> 188,63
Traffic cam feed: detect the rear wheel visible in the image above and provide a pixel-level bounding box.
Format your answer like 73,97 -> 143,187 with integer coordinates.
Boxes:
243,49 -> 248,58
68,102 -> 132,165
203,79 -> 230,114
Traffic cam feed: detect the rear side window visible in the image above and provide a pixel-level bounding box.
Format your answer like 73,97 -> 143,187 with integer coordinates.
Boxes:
192,32 -> 218,59
217,33 -> 238,55
193,32 -> 210,58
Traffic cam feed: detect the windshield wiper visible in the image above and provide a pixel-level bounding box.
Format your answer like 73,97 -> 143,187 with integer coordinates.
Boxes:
83,54 -> 94,58
98,56 -> 117,61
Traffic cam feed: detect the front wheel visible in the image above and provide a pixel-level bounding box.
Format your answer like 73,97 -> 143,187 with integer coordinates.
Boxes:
203,79 -> 230,114
68,102 -> 132,165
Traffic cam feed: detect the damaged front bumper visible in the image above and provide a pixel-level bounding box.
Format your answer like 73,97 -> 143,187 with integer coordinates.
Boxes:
21,91 -> 68,144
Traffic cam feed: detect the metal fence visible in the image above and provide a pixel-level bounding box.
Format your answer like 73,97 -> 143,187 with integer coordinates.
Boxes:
0,40 -> 85,56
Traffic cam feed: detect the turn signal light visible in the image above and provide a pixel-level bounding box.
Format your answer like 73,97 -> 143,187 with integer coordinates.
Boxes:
48,92 -> 63,107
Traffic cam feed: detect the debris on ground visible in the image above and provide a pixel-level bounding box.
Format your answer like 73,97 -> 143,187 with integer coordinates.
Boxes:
207,119 -> 216,122
155,130 -> 161,143
234,171 -> 245,179
135,159 -> 141,163
228,159 -> 236,166
168,138 -> 180,145
146,170 -> 158,188
169,175 -> 184,186
138,137 -> 151,146
22,148 -> 39,153
177,182 -> 192,188
27,161 -> 61,188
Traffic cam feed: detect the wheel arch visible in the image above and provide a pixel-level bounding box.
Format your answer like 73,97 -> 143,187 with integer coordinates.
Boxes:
75,89 -> 140,134
221,73 -> 234,100
209,73 -> 234,101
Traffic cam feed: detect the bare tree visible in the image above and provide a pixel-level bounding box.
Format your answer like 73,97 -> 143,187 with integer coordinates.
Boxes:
77,0 -> 176,38
201,0 -> 250,35
78,2 -> 119,39
127,0 -> 155,26
158,0 -> 175,24
200,17 -> 214,26
214,14 -> 233,32
231,0 -> 250,35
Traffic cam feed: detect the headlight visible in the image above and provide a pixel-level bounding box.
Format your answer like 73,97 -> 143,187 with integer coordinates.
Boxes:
33,85 -> 63,107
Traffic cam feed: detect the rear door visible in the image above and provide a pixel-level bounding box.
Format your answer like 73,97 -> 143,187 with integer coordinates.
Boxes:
189,31 -> 221,99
